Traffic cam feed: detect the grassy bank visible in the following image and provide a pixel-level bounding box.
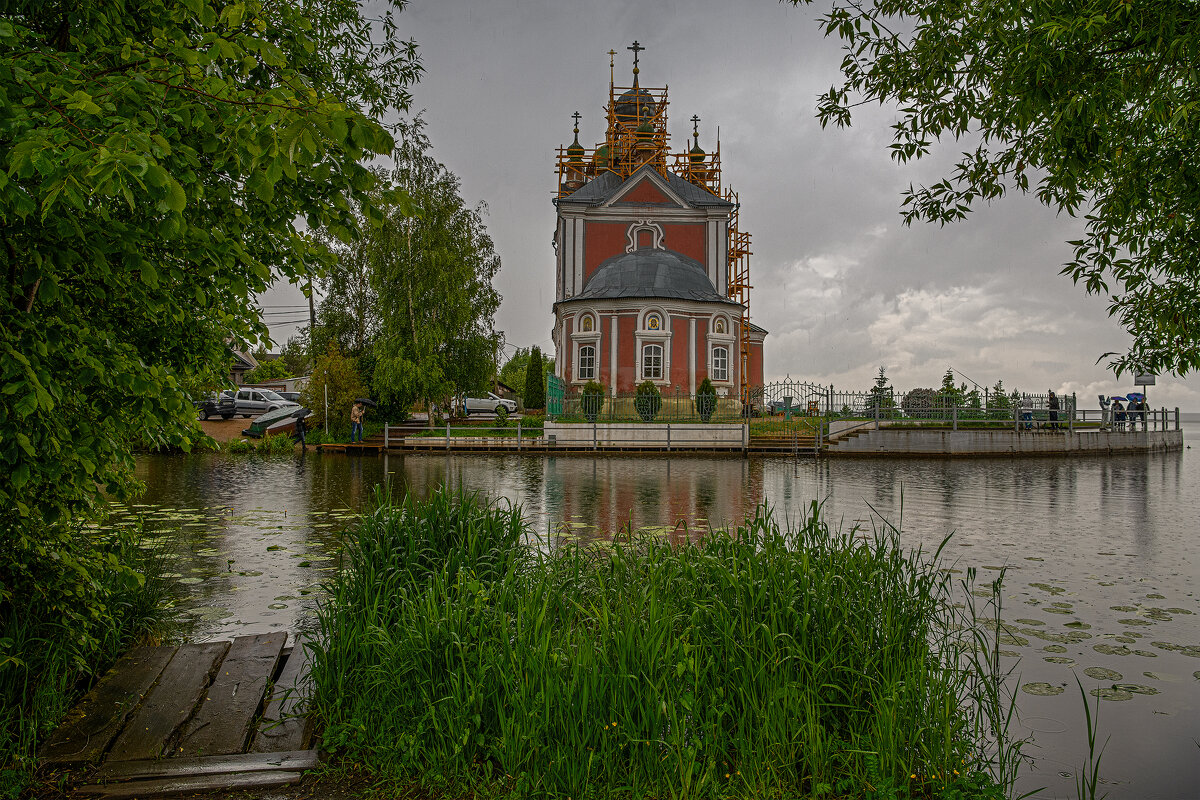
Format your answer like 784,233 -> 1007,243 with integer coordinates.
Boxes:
311,490 -> 1012,799
0,518 -> 167,797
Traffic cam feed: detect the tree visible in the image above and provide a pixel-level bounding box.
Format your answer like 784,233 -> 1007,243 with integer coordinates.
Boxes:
524,346 -> 545,410
499,346 -> 531,396
277,334 -> 311,378
1,0 -> 417,532
299,342 -> 365,436
867,366 -> 896,418
792,0 -> 1200,375
369,120 -> 502,420
244,358 -> 292,384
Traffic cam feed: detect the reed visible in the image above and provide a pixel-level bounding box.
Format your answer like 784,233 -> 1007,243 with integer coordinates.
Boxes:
310,488 -> 1011,799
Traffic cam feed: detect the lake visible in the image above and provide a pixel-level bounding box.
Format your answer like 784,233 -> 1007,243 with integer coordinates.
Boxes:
120,430 -> 1200,800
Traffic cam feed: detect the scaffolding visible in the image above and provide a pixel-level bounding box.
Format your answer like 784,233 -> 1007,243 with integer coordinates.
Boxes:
554,50 -> 755,397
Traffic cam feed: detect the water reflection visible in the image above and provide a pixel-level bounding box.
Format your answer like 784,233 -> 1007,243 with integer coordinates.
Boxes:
128,441 -> 1199,800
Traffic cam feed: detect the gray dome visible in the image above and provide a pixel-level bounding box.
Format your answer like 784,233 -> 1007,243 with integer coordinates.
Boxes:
570,249 -> 737,304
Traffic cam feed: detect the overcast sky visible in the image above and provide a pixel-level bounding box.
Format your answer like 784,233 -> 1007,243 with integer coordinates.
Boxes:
262,0 -> 1200,410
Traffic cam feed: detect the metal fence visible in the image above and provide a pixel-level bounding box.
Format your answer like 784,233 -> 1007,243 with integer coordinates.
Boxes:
749,381 -> 1077,424
548,389 -> 746,423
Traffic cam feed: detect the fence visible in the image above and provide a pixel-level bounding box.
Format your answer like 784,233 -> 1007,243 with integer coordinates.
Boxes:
547,388 -> 746,424
749,381 -> 1078,425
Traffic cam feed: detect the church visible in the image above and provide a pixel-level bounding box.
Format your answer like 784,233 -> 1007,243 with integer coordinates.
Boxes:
551,43 -> 766,400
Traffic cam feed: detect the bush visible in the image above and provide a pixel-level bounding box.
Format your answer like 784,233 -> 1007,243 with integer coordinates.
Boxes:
300,342 -> 365,436
523,347 -> 545,410
581,380 -> 605,422
695,377 -> 717,422
634,381 -> 663,422
902,387 -> 939,419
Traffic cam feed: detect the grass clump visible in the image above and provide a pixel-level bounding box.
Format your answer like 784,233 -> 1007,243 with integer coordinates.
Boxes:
311,489 -> 1009,799
0,518 -> 167,797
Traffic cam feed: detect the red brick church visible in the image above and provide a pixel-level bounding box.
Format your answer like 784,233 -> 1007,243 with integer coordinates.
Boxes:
551,43 -> 766,399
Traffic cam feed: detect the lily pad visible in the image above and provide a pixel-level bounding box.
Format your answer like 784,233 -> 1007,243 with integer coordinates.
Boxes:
1021,682 -> 1064,697
1151,642 -> 1200,658
1113,683 -> 1159,695
1083,667 -> 1122,681
1043,645 -> 1068,654
1045,657 -> 1075,665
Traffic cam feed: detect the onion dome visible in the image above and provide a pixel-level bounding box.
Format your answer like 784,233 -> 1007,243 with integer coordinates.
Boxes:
615,86 -> 656,121
636,120 -> 654,141
688,115 -> 706,163
592,144 -> 611,168
566,111 -> 585,163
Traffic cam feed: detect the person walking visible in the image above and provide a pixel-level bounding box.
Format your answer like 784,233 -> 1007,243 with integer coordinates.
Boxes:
294,413 -> 307,450
350,401 -> 364,443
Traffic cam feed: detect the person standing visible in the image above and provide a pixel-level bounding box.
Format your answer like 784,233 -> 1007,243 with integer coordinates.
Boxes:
1048,391 -> 1060,429
350,401 -> 364,443
294,413 -> 307,450
1111,397 -> 1126,430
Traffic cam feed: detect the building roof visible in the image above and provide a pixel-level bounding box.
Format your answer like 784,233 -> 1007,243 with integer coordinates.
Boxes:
565,248 -> 741,306
556,164 -> 732,209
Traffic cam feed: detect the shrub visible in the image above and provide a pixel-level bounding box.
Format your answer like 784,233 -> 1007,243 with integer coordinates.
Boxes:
902,387 -> 939,419
695,377 -> 717,422
581,380 -> 605,422
634,381 -> 662,422
523,346 -> 545,410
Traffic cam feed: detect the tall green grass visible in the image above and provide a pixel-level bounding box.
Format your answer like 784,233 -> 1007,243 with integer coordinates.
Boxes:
0,519 -> 167,797
311,489 -> 1011,799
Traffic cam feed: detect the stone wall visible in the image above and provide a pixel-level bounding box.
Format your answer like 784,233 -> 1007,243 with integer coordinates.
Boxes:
544,421 -> 746,449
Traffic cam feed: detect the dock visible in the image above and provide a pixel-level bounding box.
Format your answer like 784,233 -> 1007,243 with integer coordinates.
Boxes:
39,633 -> 316,797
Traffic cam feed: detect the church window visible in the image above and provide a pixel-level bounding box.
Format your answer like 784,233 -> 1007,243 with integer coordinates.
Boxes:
642,344 -> 663,380
580,315 -> 594,332
711,346 -> 729,382
578,345 -> 596,380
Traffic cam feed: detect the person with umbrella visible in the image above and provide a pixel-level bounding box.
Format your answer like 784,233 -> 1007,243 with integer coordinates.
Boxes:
350,401 -> 365,443
1110,396 -> 1127,430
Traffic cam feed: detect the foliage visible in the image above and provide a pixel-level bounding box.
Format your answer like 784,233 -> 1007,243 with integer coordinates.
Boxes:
243,357 -> 291,385
498,346 -> 531,395
580,380 -> 604,422
311,489 -> 1010,800
276,334 -> 311,378
634,379 -> 663,422
523,346 -> 545,410
792,0 -> 1200,375
299,342 -> 364,436
369,119 -> 502,416
695,376 -> 717,422
1,519 -> 166,794
988,381 -> 1012,420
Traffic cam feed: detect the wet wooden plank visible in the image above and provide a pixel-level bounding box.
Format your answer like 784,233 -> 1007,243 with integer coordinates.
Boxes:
75,769 -> 303,798
106,641 -> 230,762
250,644 -> 314,753
176,633 -> 286,757
95,749 -> 317,781
39,646 -> 176,766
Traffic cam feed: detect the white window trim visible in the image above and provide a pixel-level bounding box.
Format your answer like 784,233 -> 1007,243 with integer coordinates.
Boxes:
570,331 -> 601,384
706,327 -> 737,387
576,342 -> 598,381
640,343 -> 666,382
710,344 -> 730,383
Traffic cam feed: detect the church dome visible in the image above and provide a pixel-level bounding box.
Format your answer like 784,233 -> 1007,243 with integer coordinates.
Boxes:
614,86 -> 656,121
689,141 -> 706,164
570,249 -> 736,304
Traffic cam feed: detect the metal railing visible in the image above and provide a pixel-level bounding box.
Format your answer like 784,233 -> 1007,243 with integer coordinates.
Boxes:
548,389 -> 746,423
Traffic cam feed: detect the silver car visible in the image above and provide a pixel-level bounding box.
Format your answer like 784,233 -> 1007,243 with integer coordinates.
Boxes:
463,392 -> 517,416
234,388 -> 298,417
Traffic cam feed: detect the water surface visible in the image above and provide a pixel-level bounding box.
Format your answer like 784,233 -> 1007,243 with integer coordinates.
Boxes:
121,431 -> 1200,800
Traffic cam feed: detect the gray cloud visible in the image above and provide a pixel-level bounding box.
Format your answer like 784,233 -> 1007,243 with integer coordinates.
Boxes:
261,0 -> 1199,409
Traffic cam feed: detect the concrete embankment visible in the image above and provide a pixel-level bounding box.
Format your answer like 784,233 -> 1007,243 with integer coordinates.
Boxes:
827,428 -> 1183,457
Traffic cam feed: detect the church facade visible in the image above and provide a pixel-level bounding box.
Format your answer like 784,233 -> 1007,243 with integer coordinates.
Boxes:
551,44 -> 765,399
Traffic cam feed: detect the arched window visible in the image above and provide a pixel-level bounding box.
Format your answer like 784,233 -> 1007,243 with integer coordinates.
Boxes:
578,344 -> 596,380
642,344 -> 663,380
711,346 -> 729,382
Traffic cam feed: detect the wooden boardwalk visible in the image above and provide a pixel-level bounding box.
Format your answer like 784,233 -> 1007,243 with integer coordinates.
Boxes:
39,633 -> 317,797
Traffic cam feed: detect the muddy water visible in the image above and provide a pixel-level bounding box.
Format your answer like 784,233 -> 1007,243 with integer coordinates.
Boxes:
119,433 -> 1200,800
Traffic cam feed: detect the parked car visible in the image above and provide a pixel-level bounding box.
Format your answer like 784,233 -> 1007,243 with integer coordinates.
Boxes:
234,388 -> 298,417
463,392 -> 517,416
276,391 -> 302,403
194,391 -> 236,420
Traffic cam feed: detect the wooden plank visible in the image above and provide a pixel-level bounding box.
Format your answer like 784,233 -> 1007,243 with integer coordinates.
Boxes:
95,749 -> 318,781
39,646 -> 176,766
176,633 -> 286,757
105,641 -> 230,762
250,644 -> 313,753
75,769 -> 303,798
